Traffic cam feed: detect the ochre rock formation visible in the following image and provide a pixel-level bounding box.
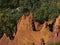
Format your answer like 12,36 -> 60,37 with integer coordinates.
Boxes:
15,12 -> 52,45
17,12 -> 33,31
48,15 -> 60,43
1,13 -> 60,45
0,34 -> 10,45
34,21 -> 43,31
40,22 -> 52,43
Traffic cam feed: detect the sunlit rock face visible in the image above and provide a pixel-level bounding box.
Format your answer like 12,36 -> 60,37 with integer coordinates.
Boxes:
34,21 -> 43,31
0,33 -> 18,45
53,15 -> 60,42
17,12 -> 33,31
0,12 -> 52,45
53,15 -> 60,32
48,15 -> 60,43
16,12 -> 52,45
0,34 -> 9,45
40,22 -> 52,43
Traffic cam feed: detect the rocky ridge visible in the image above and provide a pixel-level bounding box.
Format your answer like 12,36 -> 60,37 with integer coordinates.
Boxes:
0,13 -> 60,45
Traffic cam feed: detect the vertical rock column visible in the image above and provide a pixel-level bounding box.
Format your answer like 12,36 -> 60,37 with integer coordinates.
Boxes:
53,15 -> 60,42
17,12 -> 33,31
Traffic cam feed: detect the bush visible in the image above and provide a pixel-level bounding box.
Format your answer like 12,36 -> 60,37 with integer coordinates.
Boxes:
48,42 -> 60,45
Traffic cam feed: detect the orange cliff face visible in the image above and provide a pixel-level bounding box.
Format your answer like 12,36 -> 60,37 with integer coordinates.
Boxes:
53,15 -> 60,41
17,12 -> 33,31
53,15 -> 60,36
53,15 -> 60,31
1,13 -> 60,45
15,12 -> 52,45
34,21 -> 43,31
48,15 -> 60,43
0,12 -> 52,45
0,34 -> 9,45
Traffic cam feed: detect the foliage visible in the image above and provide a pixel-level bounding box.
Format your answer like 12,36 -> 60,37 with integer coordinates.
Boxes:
0,8 -> 21,40
48,42 -> 60,45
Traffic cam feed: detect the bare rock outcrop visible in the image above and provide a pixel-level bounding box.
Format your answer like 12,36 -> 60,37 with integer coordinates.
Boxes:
16,12 -> 52,45
34,21 -> 43,31
0,12 -> 52,45
48,15 -> 60,43
0,34 -> 9,45
17,12 -> 33,31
